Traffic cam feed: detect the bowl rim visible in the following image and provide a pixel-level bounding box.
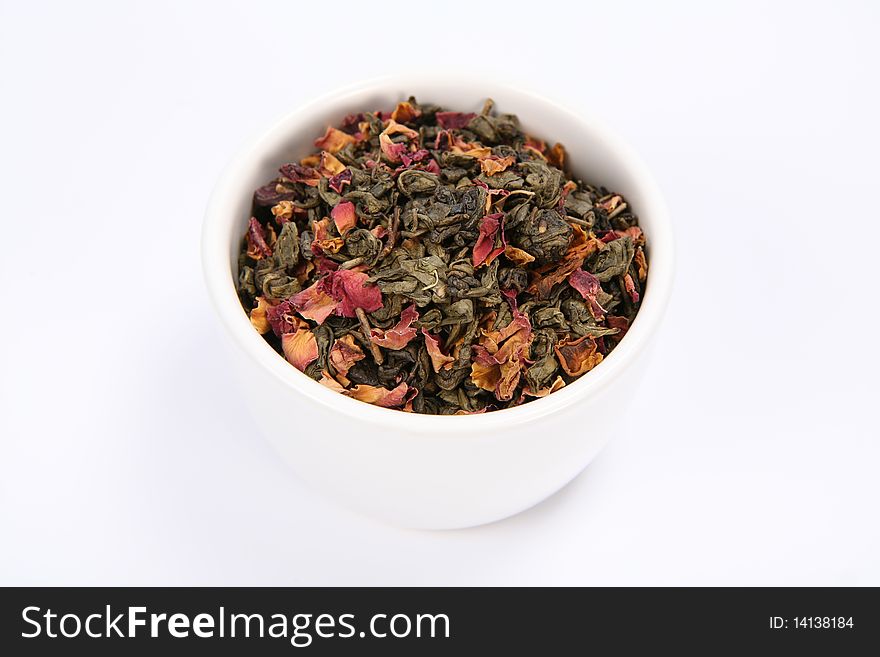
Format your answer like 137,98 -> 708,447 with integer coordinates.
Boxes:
201,75 -> 674,434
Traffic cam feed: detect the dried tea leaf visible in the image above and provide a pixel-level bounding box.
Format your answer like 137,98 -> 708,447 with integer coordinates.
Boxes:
274,221 -> 299,268
589,236 -> 635,282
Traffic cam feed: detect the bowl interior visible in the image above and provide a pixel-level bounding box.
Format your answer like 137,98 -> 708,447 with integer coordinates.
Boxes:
204,78 -> 673,431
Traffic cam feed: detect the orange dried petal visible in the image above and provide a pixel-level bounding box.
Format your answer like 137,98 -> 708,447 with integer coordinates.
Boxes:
314,126 -> 356,153
319,371 -> 346,392
554,336 -> 603,377
331,201 -> 357,235
503,245 -> 535,265
381,118 -> 419,139
523,376 -> 566,398
390,101 -> 421,123
422,329 -> 455,373
480,155 -> 516,176
328,333 -> 364,377
249,297 -> 271,334
344,382 -> 411,408
317,151 -> 346,177
547,142 -> 566,169
271,200 -> 295,223
635,247 -> 648,282
281,322 -> 319,372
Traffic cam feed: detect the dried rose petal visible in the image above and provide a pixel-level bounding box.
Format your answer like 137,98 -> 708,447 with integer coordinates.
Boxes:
450,136 -> 492,159
317,151 -> 346,177
421,329 -> 455,373
554,336 -> 603,377
528,225 -> 602,298
569,269 -> 606,319
470,310 -> 532,401
266,298 -> 298,336
480,155 -> 516,176
634,247 -> 648,282
523,375 -> 566,398
314,126 -> 356,153
382,119 -> 419,139
400,148 -> 431,167
310,218 -> 344,255
470,346 -> 502,394
472,213 -> 506,267
340,113 -> 364,133
623,273 -> 640,303
281,321 -> 319,371
345,382 -> 411,408
547,142 -> 566,169
390,101 -> 421,123
524,136 -> 546,154
279,163 -> 321,187
271,200 -> 295,224
327,269 -> 383,317
246,217 -> 272,259
328,168 -> 352,194
291,280 -> 338,324
379,133 -> 409,163
331,201 -> 357,236
313,256 -> 339,274
300,153 -> 321,168
319,371 -> 346,392
370,304 -> 419,349
249,297 -> 271,334
600,226 -> 644,245
254,182 -> 294,207
329,333 -> 364,377
503,245 -> 535,265
436,111 -> 476,129
606,315 -> 629,343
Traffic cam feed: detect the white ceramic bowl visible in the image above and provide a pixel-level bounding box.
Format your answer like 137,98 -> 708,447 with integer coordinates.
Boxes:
202,77 -> 673,529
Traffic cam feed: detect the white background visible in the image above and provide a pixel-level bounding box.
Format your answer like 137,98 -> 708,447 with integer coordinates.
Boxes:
2,1 -> 878,585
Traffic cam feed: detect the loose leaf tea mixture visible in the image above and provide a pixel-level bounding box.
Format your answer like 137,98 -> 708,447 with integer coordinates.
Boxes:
237,98 -> 648,414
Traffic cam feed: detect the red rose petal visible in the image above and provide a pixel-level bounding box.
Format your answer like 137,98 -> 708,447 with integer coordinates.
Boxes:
326,269 -> 383,318
472,213 -> 506,267
370,304 -> 419,350
435,111 -> 476,129
568,269 -> 606,320
331,201 -> 357,235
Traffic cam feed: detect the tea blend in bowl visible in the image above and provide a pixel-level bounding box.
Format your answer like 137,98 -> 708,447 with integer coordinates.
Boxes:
237,98 -> 648,415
